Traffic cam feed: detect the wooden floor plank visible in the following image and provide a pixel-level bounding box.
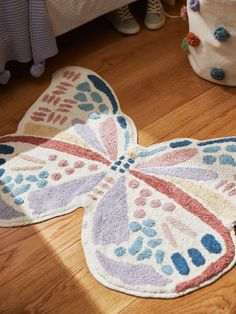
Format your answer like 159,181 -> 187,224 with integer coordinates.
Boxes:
139,87 -> 236,146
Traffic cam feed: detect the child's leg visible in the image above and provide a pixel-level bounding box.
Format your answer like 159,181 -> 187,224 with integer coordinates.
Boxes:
144,0 -> 166,30
107,5 -> 140,35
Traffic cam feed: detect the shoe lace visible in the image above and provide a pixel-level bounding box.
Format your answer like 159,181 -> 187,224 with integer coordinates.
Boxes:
147,0 -> 180,18
117,5 -> 134,21
147,0 -> 162,14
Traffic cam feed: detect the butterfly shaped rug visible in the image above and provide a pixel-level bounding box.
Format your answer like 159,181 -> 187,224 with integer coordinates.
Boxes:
1,67 -> 236,298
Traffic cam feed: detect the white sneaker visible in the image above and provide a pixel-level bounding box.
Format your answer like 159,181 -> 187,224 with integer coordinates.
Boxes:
107,6 -> 140,35
145,0 -> 166,30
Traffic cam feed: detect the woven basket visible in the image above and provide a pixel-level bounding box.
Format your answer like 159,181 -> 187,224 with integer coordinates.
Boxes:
184,0 -> 236,86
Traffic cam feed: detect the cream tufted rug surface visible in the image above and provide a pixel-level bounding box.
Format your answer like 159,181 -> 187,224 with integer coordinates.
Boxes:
0,67 -> 236,298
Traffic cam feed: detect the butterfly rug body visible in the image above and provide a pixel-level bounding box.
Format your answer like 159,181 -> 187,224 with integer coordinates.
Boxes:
1,67 -> 236,298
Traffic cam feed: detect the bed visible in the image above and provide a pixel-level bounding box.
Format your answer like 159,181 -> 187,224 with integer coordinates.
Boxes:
47,0 -> 136,37
0,0 -> 135,84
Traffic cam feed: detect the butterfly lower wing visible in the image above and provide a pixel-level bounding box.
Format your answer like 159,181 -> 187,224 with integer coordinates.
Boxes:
0,137 -> 109,226
82,167 -> 236,297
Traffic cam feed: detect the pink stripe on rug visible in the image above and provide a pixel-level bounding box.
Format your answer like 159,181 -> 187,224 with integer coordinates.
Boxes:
99,117 -> 118,161
0,135 -> 111,166
135,148 -> 198,169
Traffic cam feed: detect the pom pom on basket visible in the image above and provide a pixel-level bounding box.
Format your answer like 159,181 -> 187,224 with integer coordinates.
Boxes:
182,0 -> 236,86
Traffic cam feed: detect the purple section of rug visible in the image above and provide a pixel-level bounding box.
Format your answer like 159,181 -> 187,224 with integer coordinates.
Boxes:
93,176 -> 129,245
28,172 -> 106,214
96,251 -> 171,286
72,119 -> 107,155
141,167 -> 218,181
0,195 -> 25,219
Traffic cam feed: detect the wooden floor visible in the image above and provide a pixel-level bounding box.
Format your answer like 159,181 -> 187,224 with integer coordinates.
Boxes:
1,3 -> 236,313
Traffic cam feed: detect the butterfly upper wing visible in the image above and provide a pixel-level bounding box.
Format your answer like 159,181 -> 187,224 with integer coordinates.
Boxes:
82,169 -> 236,298
0,67 -> 138,226
17,67 -> 137,156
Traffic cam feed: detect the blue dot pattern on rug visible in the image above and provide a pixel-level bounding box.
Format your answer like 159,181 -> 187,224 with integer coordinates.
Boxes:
219,155 -> 236,166
99,104 -> 109,114
15,174 -> 24,184
74,92 -> 88,102
89,112 -> 100,119
38,171 -> 49,179
143,219 -> 155,227
91,92 -> 103,103
203,155 -> 217,165
188,248 -> 205,266
0,168 -> 5,177
75,80 -> 114,119
155,250 -> 165,264
110,155 -> 135,173
202,145 -> 236,167
143,227 -> 157,237
76,82 -> 91,92
171,253 -> 190,276
0,170 -> 50,205
26,175 -> 38,182
37,180 -> 48,188
2,183 -> 14,193
226,145 -> 236,153
161,265 -> 173,275
88,74 -> 118,114
117,116 -> 127,129
129,221 -> 142,232
0,176 -> 12,185
14,198 -> 24,205
148,239 -> 162,248
0,158 -> 6,166
137,248 -> 152,261
128,237 -> 144,255
116,217 -> 177,275
78,104 -> 94,112
114,247 -> 126,257
0,145 -> 14,154
201,234 -> 222,254
203,146 -> 221,153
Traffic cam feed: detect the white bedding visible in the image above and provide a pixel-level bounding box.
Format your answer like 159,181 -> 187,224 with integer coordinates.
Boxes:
46,0 -> 136,37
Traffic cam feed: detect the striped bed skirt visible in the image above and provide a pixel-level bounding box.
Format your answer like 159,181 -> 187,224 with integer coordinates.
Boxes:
0,0 -> 135,83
